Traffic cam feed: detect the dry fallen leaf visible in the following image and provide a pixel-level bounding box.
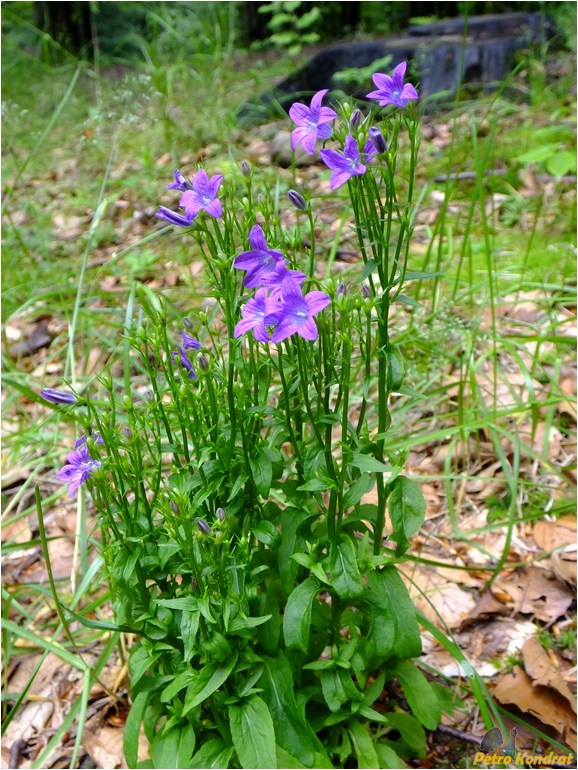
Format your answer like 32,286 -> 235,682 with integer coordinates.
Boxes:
534,516 -> 577,553
400,562 -> 477,630
83,726 -> 125,769
493,665 -> 577,751
492,567 -> 574,623
522,636 -> 577,714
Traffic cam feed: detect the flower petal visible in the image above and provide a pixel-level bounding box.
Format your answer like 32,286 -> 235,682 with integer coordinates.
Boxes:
289,102 -> 311,126
305,291 -> 331,314
297,317 -> 319,341
309,88 -> 328,113
392,61 -> 407,83
330,169 -> 354,189
207,174 -> 223,196
247,224 -> 269,252
320,148 -> 348,171
271,316 -> 298,343
205,199 -> 223,218
300,132 -> 318,155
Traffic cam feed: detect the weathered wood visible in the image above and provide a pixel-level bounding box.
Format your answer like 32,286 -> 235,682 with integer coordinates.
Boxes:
238,12 -> 554,124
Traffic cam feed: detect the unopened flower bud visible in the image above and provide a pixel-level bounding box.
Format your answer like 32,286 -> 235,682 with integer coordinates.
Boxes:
198,354 -> 209,371
40,388 -> 78,406
240,160 -> 251,177
122,426 -> 133,440
170,501 -> 180,514
349,108 -> 362,128
288,189 -> 307,211
216,507 -> 225,521
361,284 -> 371,299
197,518 -> 211,535
183,317 -> 193,329
336,283 -> 347,297
369,126 -> 387,154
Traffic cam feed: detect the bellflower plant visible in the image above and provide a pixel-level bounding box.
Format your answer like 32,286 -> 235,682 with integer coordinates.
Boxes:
45,62 -> 445,769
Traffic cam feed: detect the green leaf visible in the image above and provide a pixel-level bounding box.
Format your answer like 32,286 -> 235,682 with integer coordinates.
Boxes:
229,614 -> 272,633
362,671 -> 386,707
364,567 -> 421,665
283,577 -> 319,653
129,644 -> 160,688
180,610 -> 200,664
296,6 -> 320,28
388,476 -> 426,556
546,150 -> 576,177
229,696 -> 277,769
259,655 -> 322,766
255,583 -> 282,655
124,691 -> 151,768
275,746 -> 306,769
161,670 -> 194,703
150,723 -> 196,769
182,653 -> 238,715
251,520 -> 279,547
343,473 -> 374,509
190,738 -> 234,769
348,721 -> 379,769
227,471 -> 249,503
330,537 -> 363,600
392,660 -> 441,730
516,143 -> 560,164
358,259 -> 377,281
375,743 -> 408,769
383,712 -> 426,755
385,344 -> 405,393
321,670 -> 346,712
279,509 -> 301,594
350,453 -> 392,473
250,448 -> 273,498
157,597 -> 197,610
296,477 -> 334,492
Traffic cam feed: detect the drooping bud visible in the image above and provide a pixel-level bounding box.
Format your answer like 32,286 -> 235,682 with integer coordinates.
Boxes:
170,501 -> 180,514
197,519 -> 211,535
183,316 -> 193,329
361,284 -> 371,299
181,330 -> 201,350
40,388 -> 78,406
287,189 -> 307,211
216,507 -> 225,521
198,354 -> 209,371
368,126 -> 387,154
240,160 -> 251,177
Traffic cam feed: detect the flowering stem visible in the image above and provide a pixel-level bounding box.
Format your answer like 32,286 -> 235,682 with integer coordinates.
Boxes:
276,347 -> 303,469
305,208 -> 316,289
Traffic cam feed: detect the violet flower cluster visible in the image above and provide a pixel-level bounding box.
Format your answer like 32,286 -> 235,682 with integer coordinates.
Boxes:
48,61 -> 418,499
233,225 -> 330,343
289,61 -> 418,189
